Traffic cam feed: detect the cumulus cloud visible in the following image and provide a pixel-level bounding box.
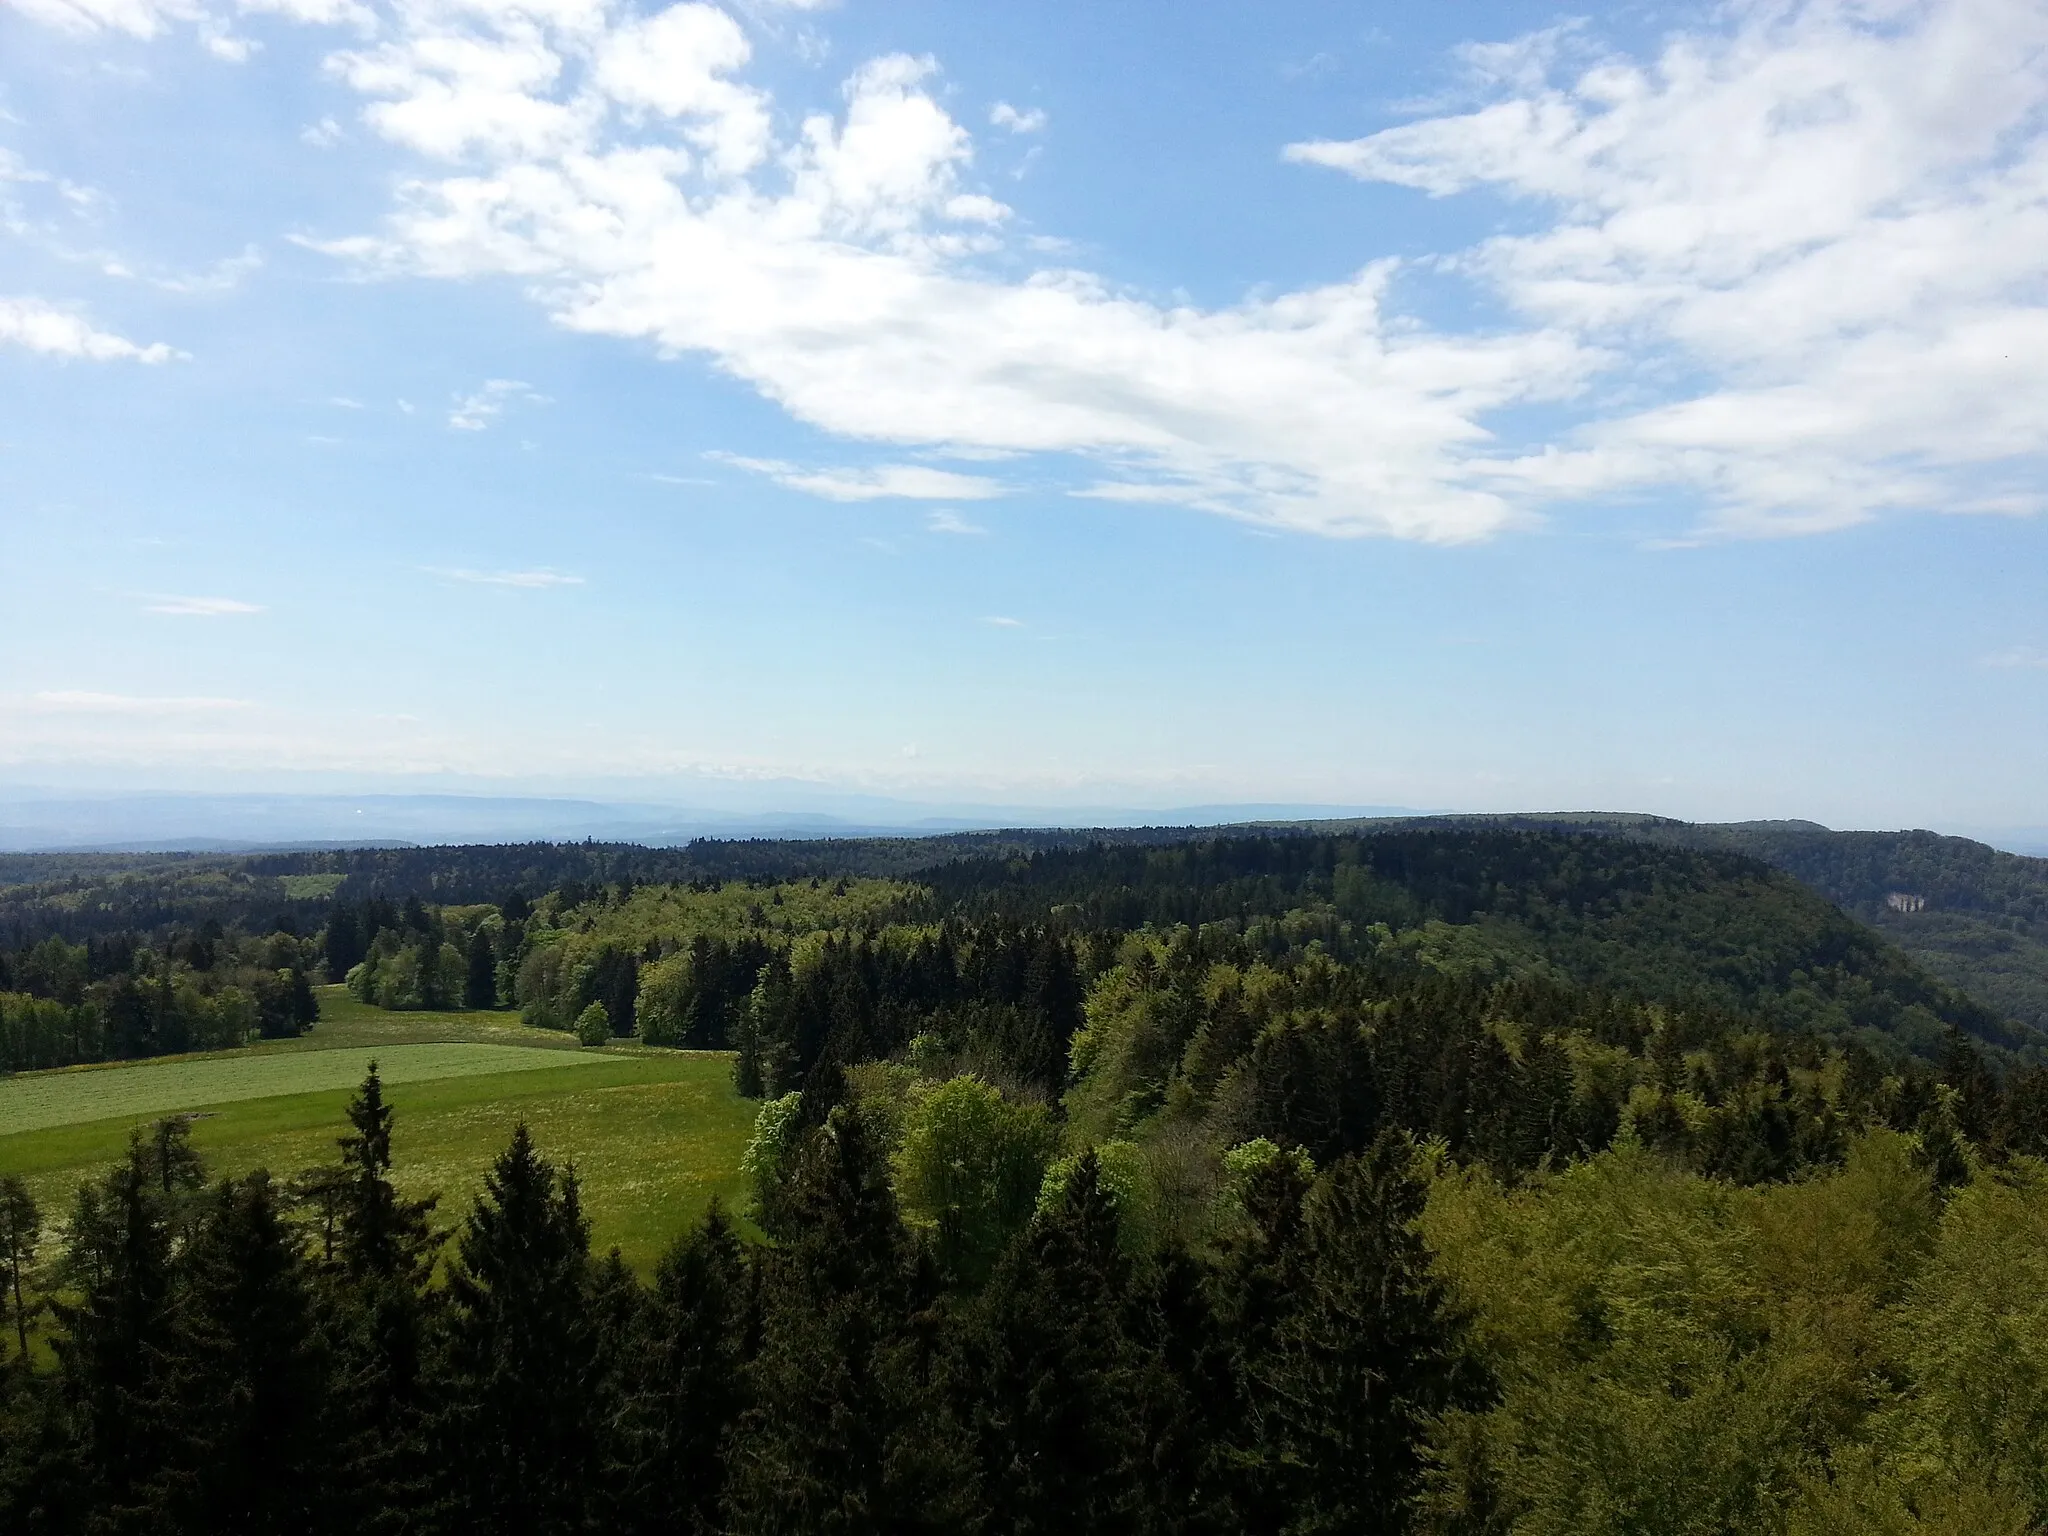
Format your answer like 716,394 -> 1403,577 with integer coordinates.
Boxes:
0,298 -> 178,362
432,567 -> 585,587
711,453 -> 1004,501
1287,0 -> 2048,536
144,595 -> 264,615
21,0 -> 2048,540
989,101 -> 1046,134
286,1 -> 1583,542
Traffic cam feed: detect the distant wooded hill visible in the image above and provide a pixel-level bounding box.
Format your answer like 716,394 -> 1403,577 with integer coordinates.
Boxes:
1390,815 -> 2048,1037
2,817 -> 2043,1063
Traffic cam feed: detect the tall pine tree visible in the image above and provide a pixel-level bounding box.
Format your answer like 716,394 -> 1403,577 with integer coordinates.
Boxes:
608,1199 -> 756,1536
970,1149 -> 1144,1536
1265,1133 -> 1489,1536
146,1172 -> 333,1535
436,1123 -> 598,1536
726,1105 -> 972,1535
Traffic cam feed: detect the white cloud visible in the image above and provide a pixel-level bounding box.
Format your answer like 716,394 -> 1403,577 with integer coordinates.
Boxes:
30,0 -> 2048,541
154,243 -> 264,295
0,297 -> 178,362
240,0 -> 372,27
5,0 -> 370,44
1982,646 -> 2048,670
591,2 -> 769,174
30,690 -> 252,713
1288,0 -> 2048,536
282,9 -> 1592,541
448,377 -> 546,429
433,567 -> 585,587
989,101 -> 1046,134
925,508 -> 987,535
981,615 -> 1022,627
711,453 -> 1004,501
4,0 -> 198,40
144,595 -> 265,615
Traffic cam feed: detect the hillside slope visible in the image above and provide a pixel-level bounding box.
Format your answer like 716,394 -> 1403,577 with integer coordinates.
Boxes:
1389,816 -> 2048,1037
918,828 -> 2025,1058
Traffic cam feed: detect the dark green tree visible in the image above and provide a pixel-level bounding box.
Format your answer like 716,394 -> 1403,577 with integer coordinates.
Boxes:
463,926 -> 498,1010
0,1176 -> 38,1366
335,1065 -> 437,1284
322,1066 -> 440,1534
1264,1133 -> 1488,1536
436,1123 -> 598,1536
148,1172 -> 332,1535
609,1200 -> 755,1536
1125,1245 -> 1240,1536
970,1149 -> 1142,1535
52,1137 -> 179,1523
726,1106 -> 971,1535
1208,1142 -> 1314,1534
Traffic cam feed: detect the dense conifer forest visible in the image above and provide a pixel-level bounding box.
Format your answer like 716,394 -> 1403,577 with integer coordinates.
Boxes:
4,813 -> 2042,1045
6,827 -> 2048,1531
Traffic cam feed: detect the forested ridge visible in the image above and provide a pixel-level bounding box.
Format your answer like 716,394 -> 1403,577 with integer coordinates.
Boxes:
8,829 -> 2048,1530
2,812 -> 2040,1045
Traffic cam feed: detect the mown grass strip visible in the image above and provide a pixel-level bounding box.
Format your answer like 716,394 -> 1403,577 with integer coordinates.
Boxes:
0,1041 -> 611,1136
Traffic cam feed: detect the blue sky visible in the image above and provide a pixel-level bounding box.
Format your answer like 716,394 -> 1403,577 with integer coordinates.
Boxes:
1,0 -> 2044,828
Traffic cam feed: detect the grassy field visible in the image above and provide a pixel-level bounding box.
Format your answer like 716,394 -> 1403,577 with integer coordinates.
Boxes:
0,988 -> 760,1271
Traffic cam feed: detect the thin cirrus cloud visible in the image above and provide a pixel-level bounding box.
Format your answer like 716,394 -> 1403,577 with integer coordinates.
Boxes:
0,297 -> 177,363
981,615 -> 1023,628
1982,646 -> 2048,670
144,595 -> 265,616
709,454 -> 1005,502
926,509 -> 988,535
15,0 -> 2048,542
431,567 -> 586,588
448,379 -> 548,431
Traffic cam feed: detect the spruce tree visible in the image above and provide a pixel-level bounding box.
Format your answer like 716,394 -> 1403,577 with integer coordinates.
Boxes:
971,1149 -> 1143,1535
463,926 -> 498,1010
1265,1133 -> 1488,1536
148,1172 -> 332,1535
52,1138 -> 178,1523
323,1067 -> 439,1534
1131,1246 -> 1238,1536
336,1065 -> 437,1284
726,1105 -> 971,1535
609,1200 -> 755,1536
437,1123 -> 598,1536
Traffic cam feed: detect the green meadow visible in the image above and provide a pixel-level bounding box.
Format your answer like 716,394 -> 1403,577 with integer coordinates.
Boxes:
0,989 -> 759,1271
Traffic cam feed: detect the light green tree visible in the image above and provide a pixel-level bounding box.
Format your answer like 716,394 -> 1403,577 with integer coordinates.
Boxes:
894,1075 -> 1056,1285
574,1001 -> 612,1047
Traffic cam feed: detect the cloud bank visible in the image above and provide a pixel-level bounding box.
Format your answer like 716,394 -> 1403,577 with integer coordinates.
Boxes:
12,0 -> 2048,542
